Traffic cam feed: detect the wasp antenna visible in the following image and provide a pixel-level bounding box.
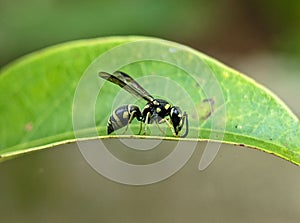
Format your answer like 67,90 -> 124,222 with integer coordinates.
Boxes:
180,112 -> 189,138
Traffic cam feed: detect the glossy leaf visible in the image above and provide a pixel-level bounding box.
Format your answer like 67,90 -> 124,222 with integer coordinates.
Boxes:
0,37 -> 299,165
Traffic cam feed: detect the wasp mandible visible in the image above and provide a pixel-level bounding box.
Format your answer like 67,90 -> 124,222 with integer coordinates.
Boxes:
99,71 -> 189,138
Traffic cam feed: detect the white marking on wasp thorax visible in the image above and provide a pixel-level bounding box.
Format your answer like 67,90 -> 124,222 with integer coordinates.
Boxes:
164,104 -> 170,110
156,107 -> 161,113
153,100 -> 160,106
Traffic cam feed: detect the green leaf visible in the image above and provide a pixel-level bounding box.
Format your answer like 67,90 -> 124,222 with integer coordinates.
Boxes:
0,36 -> 300,165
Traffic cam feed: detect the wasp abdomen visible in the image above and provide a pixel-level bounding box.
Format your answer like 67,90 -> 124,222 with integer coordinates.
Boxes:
107,104 -> 142,134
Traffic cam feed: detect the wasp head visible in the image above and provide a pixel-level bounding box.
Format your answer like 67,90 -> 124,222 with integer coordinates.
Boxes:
170,106 -> 186,135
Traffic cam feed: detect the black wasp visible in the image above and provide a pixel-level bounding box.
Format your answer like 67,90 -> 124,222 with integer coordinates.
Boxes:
99,71 -> 189,138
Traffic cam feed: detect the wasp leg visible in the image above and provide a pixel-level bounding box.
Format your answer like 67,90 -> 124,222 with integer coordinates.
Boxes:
143,112 -> 151,135
160,118 -> 177,137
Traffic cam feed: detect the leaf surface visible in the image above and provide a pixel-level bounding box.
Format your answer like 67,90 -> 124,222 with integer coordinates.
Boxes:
0,36 -> 299,165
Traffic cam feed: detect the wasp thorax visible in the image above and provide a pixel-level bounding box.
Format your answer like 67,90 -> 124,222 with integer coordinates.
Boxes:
142,99 -> 171,123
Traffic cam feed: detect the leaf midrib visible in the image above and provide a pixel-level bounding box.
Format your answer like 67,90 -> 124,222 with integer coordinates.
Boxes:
1,126 -> 292,163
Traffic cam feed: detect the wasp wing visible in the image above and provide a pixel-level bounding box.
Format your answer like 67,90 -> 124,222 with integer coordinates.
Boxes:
99,71 -> 154,102
114,71 -> 154,101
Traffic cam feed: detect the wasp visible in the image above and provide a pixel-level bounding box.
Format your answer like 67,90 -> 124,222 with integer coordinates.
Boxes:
99,71 -> 189,138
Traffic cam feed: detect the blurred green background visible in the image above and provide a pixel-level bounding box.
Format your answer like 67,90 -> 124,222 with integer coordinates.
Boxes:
2,0 -> 300,67
1,0 -> 300,222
